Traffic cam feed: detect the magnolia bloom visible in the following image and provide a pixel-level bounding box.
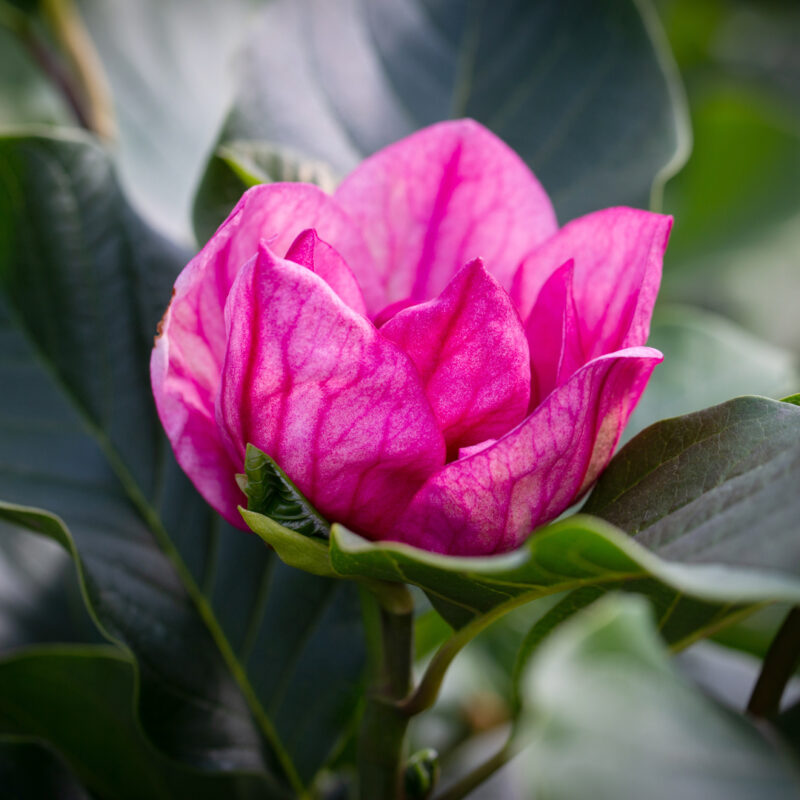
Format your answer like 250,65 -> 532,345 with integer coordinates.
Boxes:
152,120 -> 670,556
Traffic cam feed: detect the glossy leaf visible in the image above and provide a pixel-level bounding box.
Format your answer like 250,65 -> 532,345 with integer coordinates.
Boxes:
323,396 -> 800,648
193,0 -> 689,238
244,395 -> 800,695
585,395 -> 800,571
329,516 -> 799,633
0,646 -> 288,799
514,595 -> 800,799
0,130 -> 365,789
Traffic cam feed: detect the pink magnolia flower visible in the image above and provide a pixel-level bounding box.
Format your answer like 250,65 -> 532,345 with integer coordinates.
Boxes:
152,120 -> 669,556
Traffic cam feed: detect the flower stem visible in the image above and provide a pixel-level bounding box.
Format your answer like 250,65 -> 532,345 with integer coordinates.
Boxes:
747,606 -> 800,718
358,585 -> 415,800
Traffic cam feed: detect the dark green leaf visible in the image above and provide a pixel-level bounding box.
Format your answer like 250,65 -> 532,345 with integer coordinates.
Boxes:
0,740 -> 90,800
194,0 -> 689,239
585,396 -> 800,573
0,130 -> 365,790
244,444 -> 330,540
774,699 -> 800,760
514,595 -> 800,799
0,646 -> 288,799
0,524 -> 98,651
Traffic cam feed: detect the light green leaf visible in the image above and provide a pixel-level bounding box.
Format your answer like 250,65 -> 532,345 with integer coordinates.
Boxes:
514,595 -> 800,799
329,515 -> 799,633
240,510 -> 335,579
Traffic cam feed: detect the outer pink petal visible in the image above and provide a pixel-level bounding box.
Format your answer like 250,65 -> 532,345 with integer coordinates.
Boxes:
380,259 -> 530,455
391,347 -> 663,556
150,183 -> 372,526
525,259 -> 587,406
151,336 -> 244,528
335,119 -> 557,310
512,208 -> 672,357
215,243 -> 446,538
285,228 -> 367,315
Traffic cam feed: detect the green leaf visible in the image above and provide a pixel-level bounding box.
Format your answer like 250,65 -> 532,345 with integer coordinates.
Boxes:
243,444 -> 330,540
0,739 -> 90,800
329,516 -> 799,634
0,523 -> 98,651
325,395 -> 800,684
0,130 -> 365,790
625,305 -> 800,441
784,394 -> 800,407
193,0 -> 689,239
240,510 -> 335,579
0,645 -> 288,799
585,395 -> 800,571
194,140 -> 339,243
514,595 -> 800,799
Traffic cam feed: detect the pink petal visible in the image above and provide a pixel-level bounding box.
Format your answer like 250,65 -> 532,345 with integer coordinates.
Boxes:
335,119 -> 557,311
285,228 -> 367,316
215,243 -> 446,538
525,259 -> 587,406
151,335 -> 244,528
391,348 -> 663,555
151,183 -> 372,526
380,259 -> 530,455
512,208 -> 672,357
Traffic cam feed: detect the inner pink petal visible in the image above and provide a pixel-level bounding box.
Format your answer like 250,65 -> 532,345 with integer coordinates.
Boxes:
380,258 -> 531,456
285,228 -> 368,316
335,119 -> 558,310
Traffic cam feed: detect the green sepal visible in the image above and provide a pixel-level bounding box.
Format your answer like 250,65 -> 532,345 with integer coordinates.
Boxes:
243,444 -> 330,539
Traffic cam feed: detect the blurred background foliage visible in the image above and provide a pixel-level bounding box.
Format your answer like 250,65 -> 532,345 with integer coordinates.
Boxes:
656,0 -> 800,352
